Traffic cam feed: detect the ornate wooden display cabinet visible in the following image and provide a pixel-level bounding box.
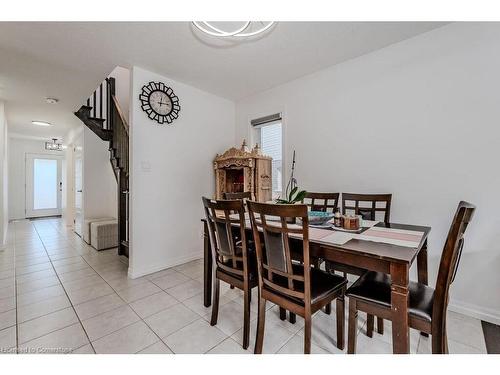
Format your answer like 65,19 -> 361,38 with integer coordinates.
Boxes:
214,141 -> 272,202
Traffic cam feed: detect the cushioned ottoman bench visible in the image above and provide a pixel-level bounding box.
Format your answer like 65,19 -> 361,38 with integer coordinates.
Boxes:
90,219 -> 118,250
83,217 -> 115,244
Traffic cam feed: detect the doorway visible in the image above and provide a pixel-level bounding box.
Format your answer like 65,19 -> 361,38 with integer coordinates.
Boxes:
25,153 -> 63,218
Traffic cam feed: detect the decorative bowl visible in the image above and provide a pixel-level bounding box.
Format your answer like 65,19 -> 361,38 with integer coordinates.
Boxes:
307,211 -> 334,225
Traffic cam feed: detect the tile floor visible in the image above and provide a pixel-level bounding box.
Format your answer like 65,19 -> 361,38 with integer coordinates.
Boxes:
0,218 -> 488,354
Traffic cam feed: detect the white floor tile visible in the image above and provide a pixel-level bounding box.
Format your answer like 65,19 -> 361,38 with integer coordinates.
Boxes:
203,300 -> 257,336
17,284 -> 65,307
277,334 -> 330,354
74,293 -> 126,321
0,309 -> 16,330
164,319 -> 227,354
0,326 -> 16,352
18,307 -> 78,344
144,303 -> 200,339
19,323 -> 89,354
82,305 -> 140,341
166,279 -> 203,301
231,315 -> 296,354
207,337 -> 250,354
150,270 -> 190,290
66,282 -> 115,305
72,344 -> 95,354
18,294 -> 71,323
92,321 -> 159,354
137,340 -> 173,354
129,291 -> 179,318
116,281 -> 161,303
0,296 -> 15,314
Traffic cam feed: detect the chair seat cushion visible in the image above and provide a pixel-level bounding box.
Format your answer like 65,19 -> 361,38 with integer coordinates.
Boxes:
265,264 -> 347,305
346,271 -> 434,322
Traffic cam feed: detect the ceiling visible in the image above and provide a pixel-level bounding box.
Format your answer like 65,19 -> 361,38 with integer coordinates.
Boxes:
0,22 -> 448,138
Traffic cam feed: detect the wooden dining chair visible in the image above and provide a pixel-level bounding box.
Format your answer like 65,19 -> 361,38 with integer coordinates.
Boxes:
346,201 -> 476,354
223,191 -> 252,200
341,193 -> 392,222
247,201 -> 347,354
327,193 -> 393,335
202,197 -> 257,349
302,192 -> 340,213
301,192 -> 340,315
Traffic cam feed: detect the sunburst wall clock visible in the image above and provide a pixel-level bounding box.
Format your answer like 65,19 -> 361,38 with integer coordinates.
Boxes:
139,81 -> 181,125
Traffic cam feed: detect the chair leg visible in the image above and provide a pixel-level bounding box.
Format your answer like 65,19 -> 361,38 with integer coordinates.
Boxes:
254,297 -> 266,354
304,313 -> 312,354
347,298 -> 358,354
377,317 -> 384,334
210,278 -> 220,326
366,314 -> 374,338
336,296 -> 345,350
279,307 -> 287,321
289,312 -> 296,324
325,302 -> 332,315
242,288 -> 251,350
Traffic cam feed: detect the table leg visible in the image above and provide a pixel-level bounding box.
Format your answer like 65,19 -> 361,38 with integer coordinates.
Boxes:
390,262 -> 410,354
417,239 -> 428,285
203,221 -> 212,307
417,240 -> 429,337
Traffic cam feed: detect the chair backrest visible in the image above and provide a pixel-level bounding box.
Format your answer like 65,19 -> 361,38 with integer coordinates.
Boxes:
223,191 -> 252,200
302,192 -> 339,212
202,197 -> 250,280
342,193 -> 392,223
247,201 -> 311,307
432,201 -> 475,349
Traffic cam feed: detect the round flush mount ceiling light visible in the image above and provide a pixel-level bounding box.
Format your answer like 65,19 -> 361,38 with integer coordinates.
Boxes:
45,97 -> 59,104
32,120 -> 52,127
192,21 -> 275,38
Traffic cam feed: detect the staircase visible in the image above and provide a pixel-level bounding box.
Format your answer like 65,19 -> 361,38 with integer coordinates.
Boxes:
75,77 -> 130,257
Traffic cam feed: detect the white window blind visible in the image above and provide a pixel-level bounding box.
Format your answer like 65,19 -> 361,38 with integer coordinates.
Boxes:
252,113 -> 283,198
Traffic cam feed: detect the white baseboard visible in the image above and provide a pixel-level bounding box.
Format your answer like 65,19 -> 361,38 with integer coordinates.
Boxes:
128,251 -> 202,279
448,299 -> 500,325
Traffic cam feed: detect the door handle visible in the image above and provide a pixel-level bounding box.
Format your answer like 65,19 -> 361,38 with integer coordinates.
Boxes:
77,190 -> 83,193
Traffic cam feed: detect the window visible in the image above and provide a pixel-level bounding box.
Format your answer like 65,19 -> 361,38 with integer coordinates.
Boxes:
252,114 -> 283,199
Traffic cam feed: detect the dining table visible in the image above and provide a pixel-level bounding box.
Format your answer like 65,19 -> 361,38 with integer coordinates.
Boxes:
201,217 -> 431,354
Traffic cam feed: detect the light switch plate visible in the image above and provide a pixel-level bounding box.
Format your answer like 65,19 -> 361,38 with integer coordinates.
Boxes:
140,161 -> 151,172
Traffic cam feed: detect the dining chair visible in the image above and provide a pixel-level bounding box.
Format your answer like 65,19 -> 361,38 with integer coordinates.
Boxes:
301,192 -> 340,315
341,193 -> 392,223
202,197 -> 257,349
302,192 -> 340,213
346,201 -> 475,354
247,201 -> 347,354
223,191 -> 252,200
328,192 -> 393,335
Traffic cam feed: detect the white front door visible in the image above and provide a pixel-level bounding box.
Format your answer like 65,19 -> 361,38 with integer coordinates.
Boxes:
25,153 -> 63,218
74,149 -> 83,236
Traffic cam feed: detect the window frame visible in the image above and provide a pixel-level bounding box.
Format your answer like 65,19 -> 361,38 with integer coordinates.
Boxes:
251,114 -> 285,199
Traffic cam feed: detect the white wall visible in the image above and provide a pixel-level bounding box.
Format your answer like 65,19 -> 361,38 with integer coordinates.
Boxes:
0,101 -> 8,248
129,66 -> 235,278
82,126 -> 117,220
8,137 -> 63,220
236,23 -> 500,323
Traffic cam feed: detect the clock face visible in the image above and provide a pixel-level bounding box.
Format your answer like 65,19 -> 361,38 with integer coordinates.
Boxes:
139,81 -> 180,124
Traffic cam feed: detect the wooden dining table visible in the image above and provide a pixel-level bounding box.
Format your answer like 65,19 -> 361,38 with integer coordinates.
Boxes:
201,218 -> 431,354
